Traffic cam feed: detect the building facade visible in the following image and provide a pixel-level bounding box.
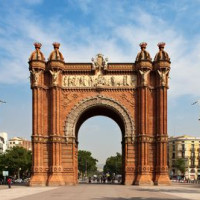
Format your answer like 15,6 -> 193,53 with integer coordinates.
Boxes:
168,135 -> 200,180
29,42 -> 171,186
0,132 -> 8,153
8,137 -> 32,151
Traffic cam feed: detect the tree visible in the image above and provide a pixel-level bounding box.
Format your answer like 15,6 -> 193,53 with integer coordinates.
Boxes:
0,146 -> 32,178
174,158 -> 186,175
103,152 -> 122,175
78,150 -> 98,176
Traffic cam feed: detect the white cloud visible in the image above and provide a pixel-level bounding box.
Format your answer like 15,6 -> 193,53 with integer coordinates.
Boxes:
0,1 -> 200,100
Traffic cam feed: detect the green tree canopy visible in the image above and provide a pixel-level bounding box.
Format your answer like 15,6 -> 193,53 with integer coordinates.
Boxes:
0,146 -> 32,178
78,150 -> 98,176
174,158 -> 186,174
103,152 -> 122,175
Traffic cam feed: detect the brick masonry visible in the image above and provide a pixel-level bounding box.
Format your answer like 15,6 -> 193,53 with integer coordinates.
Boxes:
29,42 -> 171,186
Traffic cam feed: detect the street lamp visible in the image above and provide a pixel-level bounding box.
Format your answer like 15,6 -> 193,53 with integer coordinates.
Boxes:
85,161 -> 87,178
18,168 -> 21,179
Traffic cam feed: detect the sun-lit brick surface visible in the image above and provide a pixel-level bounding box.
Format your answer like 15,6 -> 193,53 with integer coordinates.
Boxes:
29,43 -> 171,186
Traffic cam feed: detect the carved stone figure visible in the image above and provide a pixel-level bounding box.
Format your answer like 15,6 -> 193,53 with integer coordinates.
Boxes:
88,76 -> 93,87
123,75 -> 129,86
111,76 -> 115,86
91,54 -> 109,73
139,70 -> 150,86
71,77 -> 75,86
68,77 -> 71,87
50,70 -> 60,86
82,76 -> 87,86
103,57 -> 108,70
157,69 -> 169,86
30,69 -> 41,86
63,76 -> 68,87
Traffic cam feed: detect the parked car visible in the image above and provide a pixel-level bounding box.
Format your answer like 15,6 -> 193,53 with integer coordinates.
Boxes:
14,178 -> 23,183
23,178 -> 30,183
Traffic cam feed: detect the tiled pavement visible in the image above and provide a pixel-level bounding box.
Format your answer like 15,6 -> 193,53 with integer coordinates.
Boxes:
0,183 -> 200,200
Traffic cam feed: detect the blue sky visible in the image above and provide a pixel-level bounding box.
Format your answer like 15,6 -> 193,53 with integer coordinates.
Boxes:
0,0 -> 200,163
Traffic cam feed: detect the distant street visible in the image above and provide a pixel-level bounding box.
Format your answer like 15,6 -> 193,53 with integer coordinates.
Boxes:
0,183 -> 200,200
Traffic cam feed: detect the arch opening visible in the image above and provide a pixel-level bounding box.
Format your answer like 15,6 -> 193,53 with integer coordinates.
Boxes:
75,105 -> 125,141
75,105 -> 126,184
78,115 -> 122,183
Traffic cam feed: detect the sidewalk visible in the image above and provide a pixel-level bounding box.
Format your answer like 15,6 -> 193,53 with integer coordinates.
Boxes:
0,183 -> 200,200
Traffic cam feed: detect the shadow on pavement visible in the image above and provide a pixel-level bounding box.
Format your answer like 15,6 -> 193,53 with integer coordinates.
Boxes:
93,197 -> 188,200
134,188 -> 200,194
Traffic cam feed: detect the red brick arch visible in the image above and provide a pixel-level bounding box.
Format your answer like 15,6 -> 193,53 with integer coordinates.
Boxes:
29,43 -> 171,186
64,95 -> 135,139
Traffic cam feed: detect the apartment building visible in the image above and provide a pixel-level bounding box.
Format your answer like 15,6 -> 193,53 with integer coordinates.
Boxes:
8,137 -> 32,151
168,135 -> 200,180
0,132 -> 8,153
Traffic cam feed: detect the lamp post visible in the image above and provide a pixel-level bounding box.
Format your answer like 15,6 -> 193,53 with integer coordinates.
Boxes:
85,161 -> 87,178
18,168 -> 21,179
187,157 -> 190,181
3,166 -> 8,184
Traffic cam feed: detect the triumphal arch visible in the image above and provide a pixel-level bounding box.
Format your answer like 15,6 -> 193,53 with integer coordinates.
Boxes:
29,42 -> 171,186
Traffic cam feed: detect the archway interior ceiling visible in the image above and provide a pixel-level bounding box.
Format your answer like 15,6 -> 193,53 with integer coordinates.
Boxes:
75,105 -> 125,140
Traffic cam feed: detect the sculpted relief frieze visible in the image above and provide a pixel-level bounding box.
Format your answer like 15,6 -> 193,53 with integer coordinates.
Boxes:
62,74 -> 137,88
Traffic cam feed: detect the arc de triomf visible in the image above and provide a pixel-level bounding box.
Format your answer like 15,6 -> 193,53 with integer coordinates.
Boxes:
29,42 -> 171,186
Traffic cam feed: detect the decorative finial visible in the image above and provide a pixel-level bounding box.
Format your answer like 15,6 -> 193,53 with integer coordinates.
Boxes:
34,42 -> 42,49
139,42 -> 147,49
53,42 -> 60,49
29,42 -> 45,61
157,42 -> 166,49
154,42 -> 170,62
135,42 -> 151,62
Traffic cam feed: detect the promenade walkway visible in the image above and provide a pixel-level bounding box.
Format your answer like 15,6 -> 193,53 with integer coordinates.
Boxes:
0,183 -> 200,200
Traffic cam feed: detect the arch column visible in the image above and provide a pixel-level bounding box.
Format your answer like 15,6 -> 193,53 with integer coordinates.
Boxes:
47,66 -> 65,186
29,59 -> 47,186
154,62 -> 171,185
135,61 -> 153,185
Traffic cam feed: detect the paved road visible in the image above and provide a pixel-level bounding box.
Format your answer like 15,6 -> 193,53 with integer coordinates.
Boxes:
0,183 -> 200,200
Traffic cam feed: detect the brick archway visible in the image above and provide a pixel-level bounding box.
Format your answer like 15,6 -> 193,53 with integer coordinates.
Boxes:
64,95 -> 135,184
65,95 -> 134,139
29,42 -> 171,186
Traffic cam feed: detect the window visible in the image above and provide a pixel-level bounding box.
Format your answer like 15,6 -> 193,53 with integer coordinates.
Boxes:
191,159 -> 195,166
173,145 -> 175,151
172,153 -> 175,159
191,152 -> 195,157
182,152 -> 185,158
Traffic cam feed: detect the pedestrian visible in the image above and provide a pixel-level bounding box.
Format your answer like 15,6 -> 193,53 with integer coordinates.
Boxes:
7,177 -> 11,188
89,177 -> 91,183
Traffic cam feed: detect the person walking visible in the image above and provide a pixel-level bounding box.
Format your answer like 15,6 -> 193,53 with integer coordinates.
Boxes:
7,177 -> 11,188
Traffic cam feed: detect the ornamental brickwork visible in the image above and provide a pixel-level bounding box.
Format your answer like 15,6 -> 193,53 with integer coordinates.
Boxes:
29,42 -> 171,186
